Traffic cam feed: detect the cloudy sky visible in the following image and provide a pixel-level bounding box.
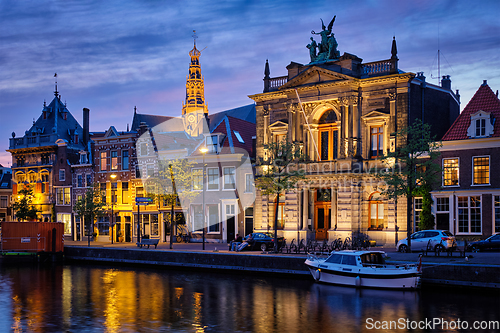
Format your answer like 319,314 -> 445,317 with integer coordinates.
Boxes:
1,0 -> 500,166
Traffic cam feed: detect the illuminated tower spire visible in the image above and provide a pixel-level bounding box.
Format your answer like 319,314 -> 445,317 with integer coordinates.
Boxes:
182,30 -> 208,116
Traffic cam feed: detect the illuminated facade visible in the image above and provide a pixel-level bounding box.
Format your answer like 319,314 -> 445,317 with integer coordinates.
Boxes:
8,87 -> 89,236
0,165 -> 12,222
431,81 -> 500,239
249,30 -> 460,245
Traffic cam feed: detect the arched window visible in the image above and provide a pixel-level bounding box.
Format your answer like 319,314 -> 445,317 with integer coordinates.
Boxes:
368,192 -> 385,230
318,109 -> 338,161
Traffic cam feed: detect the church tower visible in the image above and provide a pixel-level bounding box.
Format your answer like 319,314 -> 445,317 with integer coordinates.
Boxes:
182,31 -> 208,136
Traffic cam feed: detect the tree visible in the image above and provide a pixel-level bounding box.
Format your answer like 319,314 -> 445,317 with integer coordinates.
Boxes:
12,185 -> 40,221
377,119 -> 442,251
255,140 -> 306,252
74,183 -> 106,246
144,158 -> 199,249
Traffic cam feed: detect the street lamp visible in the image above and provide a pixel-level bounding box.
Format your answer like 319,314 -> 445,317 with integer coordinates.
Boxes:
199,147 -> 208,250
110,174 -> 117,244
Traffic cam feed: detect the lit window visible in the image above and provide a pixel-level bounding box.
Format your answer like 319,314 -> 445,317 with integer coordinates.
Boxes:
473,156 -> 489,185
56,188 -> 71,205
443,158 -> 459,186
192,168 -> 202,190
122,182 -> 129,204
100,152 -> 107,171
370,126 -> 383,158
369,193 -> 385,229
111,151 -> 118,170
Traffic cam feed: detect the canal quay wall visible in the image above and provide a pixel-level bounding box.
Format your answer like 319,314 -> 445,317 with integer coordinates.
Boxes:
63,246 -> 500,290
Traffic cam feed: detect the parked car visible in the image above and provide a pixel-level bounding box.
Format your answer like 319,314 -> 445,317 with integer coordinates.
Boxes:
240,232 -> 284,251
397,230 -> 456,253
467,233 -> 500,252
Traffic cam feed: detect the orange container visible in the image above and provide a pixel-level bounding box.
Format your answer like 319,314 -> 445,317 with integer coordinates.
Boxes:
1,221 -> 64,252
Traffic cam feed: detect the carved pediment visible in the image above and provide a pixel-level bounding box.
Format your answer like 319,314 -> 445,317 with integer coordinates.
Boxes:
361,110 -> 390,122
280,66 -> 353,90
269,120 -> 289,130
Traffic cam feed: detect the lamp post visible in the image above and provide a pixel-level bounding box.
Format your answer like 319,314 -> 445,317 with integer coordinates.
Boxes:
199,147 -> 208,250
110,174 -> 116,244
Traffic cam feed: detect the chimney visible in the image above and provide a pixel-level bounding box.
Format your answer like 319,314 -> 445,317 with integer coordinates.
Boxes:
441,75 -> 451,90
83,108 -> 90,145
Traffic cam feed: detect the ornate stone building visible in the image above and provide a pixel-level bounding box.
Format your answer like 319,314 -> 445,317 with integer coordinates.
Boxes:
249,22 -> 460,245
8,85 -> 89,236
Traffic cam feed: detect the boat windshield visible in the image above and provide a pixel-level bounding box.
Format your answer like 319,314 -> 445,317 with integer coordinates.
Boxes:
325,254 -> 357,266
360,253 -> 385,265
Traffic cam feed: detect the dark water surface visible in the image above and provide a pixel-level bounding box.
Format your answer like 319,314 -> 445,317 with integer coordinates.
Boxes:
0,263 -> 499,332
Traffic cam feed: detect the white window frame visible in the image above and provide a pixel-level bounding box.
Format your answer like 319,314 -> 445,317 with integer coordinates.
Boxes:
442,158 -> 460,187
207,167 -> 219,191
192,168 -> 203,191
456,196 -> 482,235
59,169 -> 65,182
207,204 -> 220,234
245,173 -> 254,193
56,187 -> 71,206
471,155 -> 490,186
223,167 -> 236,190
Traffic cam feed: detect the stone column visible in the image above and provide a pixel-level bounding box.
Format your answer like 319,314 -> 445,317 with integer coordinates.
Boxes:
302,188 -> 309,231
331,187 -> 337,230
339,97 -> 349,158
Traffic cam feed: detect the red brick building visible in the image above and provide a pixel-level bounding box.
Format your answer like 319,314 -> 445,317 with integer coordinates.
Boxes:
431,81 -> 500,239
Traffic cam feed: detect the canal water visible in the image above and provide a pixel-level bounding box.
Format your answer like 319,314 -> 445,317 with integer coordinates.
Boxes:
0,263 -> 499,333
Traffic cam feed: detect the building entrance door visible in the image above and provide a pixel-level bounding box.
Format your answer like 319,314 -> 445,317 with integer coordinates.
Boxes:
315,203 -> 330,240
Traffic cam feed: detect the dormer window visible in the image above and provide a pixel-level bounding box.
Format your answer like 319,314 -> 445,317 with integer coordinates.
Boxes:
207,135 -> 219,153
467,110 -> 494,138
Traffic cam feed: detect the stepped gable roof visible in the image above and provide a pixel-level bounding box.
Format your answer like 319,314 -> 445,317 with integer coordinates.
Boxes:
208,104 -> 256,131
442,82 -> 500,141
211,115 -> 255,156
26,94 -> 85,149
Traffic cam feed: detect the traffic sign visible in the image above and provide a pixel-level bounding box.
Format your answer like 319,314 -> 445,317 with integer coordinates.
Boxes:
135,197 -> 153,203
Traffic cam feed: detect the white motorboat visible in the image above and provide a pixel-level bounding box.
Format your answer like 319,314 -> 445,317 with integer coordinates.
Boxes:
305,250 -> 421,289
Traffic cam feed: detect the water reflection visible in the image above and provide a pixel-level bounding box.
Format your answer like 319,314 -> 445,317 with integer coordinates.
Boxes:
0,263 -> 499,332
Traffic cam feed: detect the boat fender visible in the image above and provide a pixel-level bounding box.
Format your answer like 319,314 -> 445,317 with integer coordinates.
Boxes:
314,269 -> 321,281
355,276 -> 361,287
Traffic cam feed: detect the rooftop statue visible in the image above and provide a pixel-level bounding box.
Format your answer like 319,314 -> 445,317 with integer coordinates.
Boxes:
308,16 -> 340,63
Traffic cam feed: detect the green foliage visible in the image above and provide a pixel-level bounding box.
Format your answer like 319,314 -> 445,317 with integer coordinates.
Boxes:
255,140 -> 307,251
378,119 -> 442,199
414,185 -> 435,230
12,185 -> 40,221
74,183 -> 106,234
255,140 -> 307,197
144,158 -> 199,208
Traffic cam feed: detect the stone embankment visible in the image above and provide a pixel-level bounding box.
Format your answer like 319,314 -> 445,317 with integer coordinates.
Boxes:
63,245 -> 500,289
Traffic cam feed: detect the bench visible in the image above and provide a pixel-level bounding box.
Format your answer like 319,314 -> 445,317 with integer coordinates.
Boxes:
136,239 -> 159,249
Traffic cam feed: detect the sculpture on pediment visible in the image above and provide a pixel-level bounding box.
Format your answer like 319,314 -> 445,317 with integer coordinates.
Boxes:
308,16 -> 340,63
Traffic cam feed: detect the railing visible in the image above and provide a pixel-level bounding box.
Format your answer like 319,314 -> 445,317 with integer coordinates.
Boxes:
268,76 -> 288,90
9,134 -> 58,149
362,60 -> 394,76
